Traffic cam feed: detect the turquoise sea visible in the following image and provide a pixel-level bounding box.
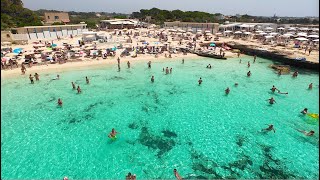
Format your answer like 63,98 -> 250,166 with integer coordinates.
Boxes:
1,57 -> 319,179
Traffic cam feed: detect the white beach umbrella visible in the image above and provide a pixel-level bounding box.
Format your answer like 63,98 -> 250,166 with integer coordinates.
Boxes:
244,32 -> 252,35
196,32 -> 202,35
311,28 -> 319,32
307,35 -> 319,38
234,31 -> 242,34
255,30 -> 264,33
187,29 -> 193,32
206,33 -> 213,36
295,37 -> 308,41
197,30 -> 202,32
283,33 -> 293,37
224,30 -> 233,33
269,32 -> 278,36
259,32 -> 268,35
265,35 -> 274,39
313,39 -> 319,42
300,28 -> 309,31
33,44 -> 45,47
288,27 -> 296,31
265,27 -> 273,30
205,30 -> 211,33
277,27 -> 285,30
297,33 -> 308,37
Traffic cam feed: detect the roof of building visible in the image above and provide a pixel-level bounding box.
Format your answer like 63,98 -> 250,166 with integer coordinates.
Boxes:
14,24 -> 87,29
100,19 -> 138,25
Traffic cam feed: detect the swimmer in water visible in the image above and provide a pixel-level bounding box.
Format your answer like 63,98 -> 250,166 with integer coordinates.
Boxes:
296,130 -> 315,136
34,73 -> 40,81
127,61 -> 130,68
234,83 -> 238,86
267,97 -> 276,104
77,86 -> 81,93
163,68 -> 164,72
165,67 -> 169,74
262,124 -> 276,133
108,128 -> 118,138
247,71 -> 251,77
182,59 -> 184,64
247,61 -> 250,68
86,76 -> 89,84
277,90 -> 288,94
71,82 -> 76,89
301,108 -> 308,115
147,61 -> 151,68
239,59 -> 242,63
198,77 -> 203,85
292,71 -> 298,77
173,169 -> 182,180
270,85 -> 277,93
225,87 -> 230,94
63,177 -> 68,180
151,75 -> 154,82
58,98 -> 63,106
170,68 -> 172,73
308,83 -> 313,90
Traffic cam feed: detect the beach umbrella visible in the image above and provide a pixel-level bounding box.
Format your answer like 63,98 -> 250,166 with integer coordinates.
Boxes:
205,30 -> 211,33
24,52 -> 35,55
224,30 -> 233,33
269,32 -> 278,36
265,35 -> 274,39
206,33 -> 213,36
33,44 -> 45,47
234,31 -> 242,34
297,33 -> 308,37
277,27 -> 285,30
311,28 -> 319,32
288,27 -> 296,31
307,35 -> 319,38
51,44 -> 57,47
259,32 -> 268,35
295,37 -> 308,41
196,32 -> 202,34
244,32 -> 252,35
265,27 -> 273,30
187,29 -> 193,32
209,43 -> 216,47
313,39 -> 319,42
13,48 -> 22,54
300,28 -> 309,31
283,33 -> 293,37
255,30 -> 264,33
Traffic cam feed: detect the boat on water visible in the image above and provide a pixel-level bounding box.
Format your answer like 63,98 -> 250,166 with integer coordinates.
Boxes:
194,51 -> 227,60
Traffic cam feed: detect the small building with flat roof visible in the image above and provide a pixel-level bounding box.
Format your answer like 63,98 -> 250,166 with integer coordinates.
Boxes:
44,12 -> 70,25
100,19 -> 139,29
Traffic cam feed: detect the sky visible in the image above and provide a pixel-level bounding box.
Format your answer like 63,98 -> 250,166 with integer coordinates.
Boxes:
22,0 -> 319,17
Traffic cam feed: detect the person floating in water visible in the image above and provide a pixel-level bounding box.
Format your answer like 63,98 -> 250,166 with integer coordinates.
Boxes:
247,61 -> 250,68
151,76 -> 154,83
301,108 -> 308,115
292,71 -> 298,77
173,169 -> 182,180
182,59 -> 184,64
247,71 -> 251,77
127,61 -> 130,68
225,87 -> 230,94
267,97 -> 276,104
86,76 -> 90,84
277,90 -> 288,94
262,124 -> 276,133
34,73 -> 40,81
234,83 -> 238,86
308,83 -> 313,90
29,74 -> 34,84
198,77 -> 203,85
58,98 -> 63,106
296,129 -> 315,136
270,85 -> 277,93
147,61 -> 151,68
71,82 -> 76,89
77,86 -> 81,93
206,64 -> 212,69
108,128 -> 118,139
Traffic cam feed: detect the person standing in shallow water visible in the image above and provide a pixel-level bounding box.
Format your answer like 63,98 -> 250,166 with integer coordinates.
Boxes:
57,98 -> 63,106
29,74 -> 34,84
267,97 -> 276,104
173,169 -> 182,180
77,86 -> 81,93
247,61 -> 250,68
170,68 -> 172,73
165,67 -> 169,74
34,73 -> 40,81
21,64 -> 26,74
253,55 -> 256,63
117,57 -> 120,64
225,87 -> 230,94
182,59 -> 184,64
151,76 -> 154,82
127,61 -> 130,68
308,83 -> 313,89
86,76 -> 89,84
147,61 -> 151,68
247,71 -> 251,77
198,77 -> 203,85
71,82 -> 76,90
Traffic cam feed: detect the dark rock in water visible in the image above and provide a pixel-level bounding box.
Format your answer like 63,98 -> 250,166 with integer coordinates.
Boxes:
141,106 -> 149,113
128,122 -> 139,129
192,163 -> 222,179
84,101 -> 103,112
110,76 -> 125,80
69,118 -> 78,124
161,130 -> 177,138
236,135 -> 246,147
184,175 -> 209,179
228,155 -> 252,171
138,127 -> 176,158
84,114 -> 93,120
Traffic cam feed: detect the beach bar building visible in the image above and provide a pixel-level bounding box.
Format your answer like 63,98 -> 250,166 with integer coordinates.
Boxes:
163,21 -> 219,33
11,24 -> 88,41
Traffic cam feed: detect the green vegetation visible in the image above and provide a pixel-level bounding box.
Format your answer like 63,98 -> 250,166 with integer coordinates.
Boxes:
1,0 -> 42,30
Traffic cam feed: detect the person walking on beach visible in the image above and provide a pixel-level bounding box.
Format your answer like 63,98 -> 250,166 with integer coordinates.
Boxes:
21,64 -> 26,74
77,86 -> 81,93
118,64 -> 121,71
86,76 -> 89,84
151,76 -> 154,83
267,97 -> 276,104
198,77 -> 203,85
262,124 -> 275,133
225,87 -> 230,94
58,98 -> 63,106
71,82 -> 76,90
308,47 -> 312,55
147,61 -> 151,68
253,55 -> 256,63
304,46 -> 308,54
127,61 -> 130,68
173,169 -> 182,180
247,71 -> 251,77
237,52 -> 240,58
308,83 -> 313,90
29,74 -> 34,84
34,73 -> 40,81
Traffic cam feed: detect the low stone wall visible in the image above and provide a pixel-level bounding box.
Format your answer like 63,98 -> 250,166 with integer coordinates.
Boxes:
227,43 -> 319,71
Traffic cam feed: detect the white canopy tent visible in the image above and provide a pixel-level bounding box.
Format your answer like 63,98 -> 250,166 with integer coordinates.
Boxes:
295,37 -> 309,41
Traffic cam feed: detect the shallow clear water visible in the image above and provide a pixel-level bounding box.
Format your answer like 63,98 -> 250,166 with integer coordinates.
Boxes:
1,57 -> 319,179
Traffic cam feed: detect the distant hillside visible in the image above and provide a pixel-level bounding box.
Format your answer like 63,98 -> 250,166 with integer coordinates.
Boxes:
1,0 -> 42,30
